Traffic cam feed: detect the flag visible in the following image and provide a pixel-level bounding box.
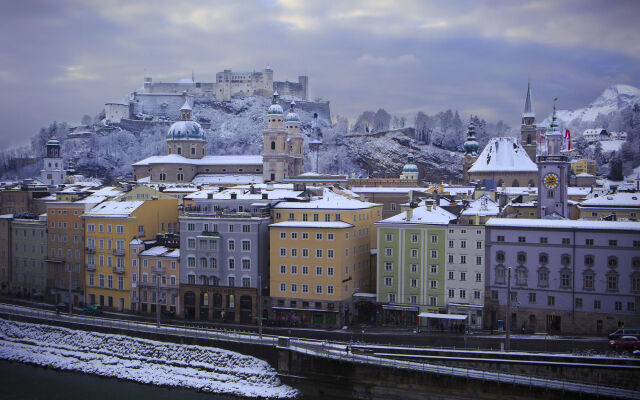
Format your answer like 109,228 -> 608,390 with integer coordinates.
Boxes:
564,129 -> 571,151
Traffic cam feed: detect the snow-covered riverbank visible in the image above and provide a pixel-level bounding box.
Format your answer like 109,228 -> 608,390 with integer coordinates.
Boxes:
0,318 -> 297,399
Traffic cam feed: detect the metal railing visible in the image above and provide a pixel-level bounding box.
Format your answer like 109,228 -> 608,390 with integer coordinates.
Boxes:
0,303 -> 637,399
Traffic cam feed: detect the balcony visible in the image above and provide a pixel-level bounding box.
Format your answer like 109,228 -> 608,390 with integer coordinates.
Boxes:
113,248 -> 125,256
113,266 -> 125,274
86,264 -> 96,271
85,247 -> 96,254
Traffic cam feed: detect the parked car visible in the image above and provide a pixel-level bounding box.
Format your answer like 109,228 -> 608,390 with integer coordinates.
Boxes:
609,336 -> 640,350
161,309 -> 176,318
608,328 -> 640,339
83,304 -> 103,315
55,303 -> 69,312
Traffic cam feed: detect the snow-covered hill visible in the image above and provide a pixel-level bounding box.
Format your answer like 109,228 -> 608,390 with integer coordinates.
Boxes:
542,84 -> 640,126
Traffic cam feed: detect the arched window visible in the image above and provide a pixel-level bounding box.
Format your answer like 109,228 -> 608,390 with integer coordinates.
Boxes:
517,252 -> 526,264
210,258 -> 217,269
527,179 -> 535,187
526,134 -> 532,145
512,179 -> 520,187
608,256 -> 618,268
270,141 -> 276,150
497,179 -> 504,187
631,271 -> 640,292
177,146 -> 182,154
496,251 -> 505,263
539,253 -> 548,264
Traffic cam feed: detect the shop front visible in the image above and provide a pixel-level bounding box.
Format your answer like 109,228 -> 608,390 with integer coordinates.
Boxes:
381,304 -> 419,327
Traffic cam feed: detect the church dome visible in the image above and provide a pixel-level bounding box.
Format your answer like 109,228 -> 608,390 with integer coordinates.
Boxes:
463,122 -> 479,156
167,120 -> 205,140
285,100 -> 299,122
268,91 -> 283,115
46,138 -> 60,146
402,154 -> 418,172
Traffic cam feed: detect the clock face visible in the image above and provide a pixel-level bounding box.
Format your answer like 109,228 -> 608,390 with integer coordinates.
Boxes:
544,173 -> 559,189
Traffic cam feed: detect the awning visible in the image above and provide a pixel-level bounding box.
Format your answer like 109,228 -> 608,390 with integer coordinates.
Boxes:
419,312 -> 468,320
382,304 -> 419,312
272,306 -> 339,313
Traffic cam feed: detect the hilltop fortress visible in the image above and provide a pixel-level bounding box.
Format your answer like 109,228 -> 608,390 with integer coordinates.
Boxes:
142,67 -> 307,101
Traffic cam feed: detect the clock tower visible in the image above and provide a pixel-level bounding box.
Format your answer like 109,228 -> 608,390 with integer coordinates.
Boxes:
537,100 -> 569,219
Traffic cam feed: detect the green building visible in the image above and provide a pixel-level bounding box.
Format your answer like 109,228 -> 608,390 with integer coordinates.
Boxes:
376,199 -> 455,327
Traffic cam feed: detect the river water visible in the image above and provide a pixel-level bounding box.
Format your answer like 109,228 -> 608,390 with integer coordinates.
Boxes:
0,360 -> 239,400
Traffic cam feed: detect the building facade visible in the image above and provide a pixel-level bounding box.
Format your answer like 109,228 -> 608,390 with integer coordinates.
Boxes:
11,215 -> 48,298
83,199 -> 178,310
0,215 -> 12,294
485,219 -> 640,335
131,240 -> 180,316
269,189 -> 382,328
178,210 -> 271,322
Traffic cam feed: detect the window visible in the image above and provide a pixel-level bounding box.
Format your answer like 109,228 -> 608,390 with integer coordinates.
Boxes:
476,241 -> 482,249
448,289 -> 455,298
302,232 -> 309,240
290,248 -> 298,257
228,276 -> 235,286
411,264 -> 418,273
585,238 -> 594,246
315,285 -> 322,294
313,214 -> 319,222
327,233 -> 334,240
327,249 -> 334,259
460,240 -> 466,248
411,249 -> 418,258
315,249 -> 323,258
497,235 -> 505,242
583,271 -> 594,290
615,301 -> 622,311
228,240 -> 235,251
561,254 -> 571,266
430,235 -> 437,244
280,283 -> 286,292
302,284 -> 309,293
388,293 -> 396,302
476,256 -> 482,265
448,271 -> 454,280
448,254 -> 454,263
302,248 -> 309,257
385,262 -> 393,272
385,248 -> 393,257
280,248 -> 286,257
608,256 -> 618,268
429,280 -> 437,289
327,267 -> 334,276
242,259 -> 251,270
460,271 -> 466,281
410,278 -> 418,288
518,236 -> 526,243
607,273 -> 618,291
594,299 -> 601,309
228,258 -> 235,270
562,238 -> 570,245
429,297 -> 437,306
516,267 -> 527,285
242,224 -> 250,233
538,268 -> 549,287
517,252 -> 526,264
316,266 -> 323,276
540,237 -> 548,244
430,264 -> 437,274
575,298 -> 583,308
547,296 -> 555,306
302,266 -> 309,275
496,252 -> 505,263
460,255 -> 466,264
384,277 -> 392,286
609,240 -> 617,247
187,238 -> 196,249
316,233 -> 323,240
280,265 -> 286,274
290,283 -> 297,293
242,277 -> 250,288
280,232 -> 286,239
628,302 -> 636,312
449,240 -> 454,248
430,250 -> 438,258
495,266 -> 505,284
409,295 -> 417,304
242,240 -> 251,251
528,292 -> 536,303
459,289 -> 466,299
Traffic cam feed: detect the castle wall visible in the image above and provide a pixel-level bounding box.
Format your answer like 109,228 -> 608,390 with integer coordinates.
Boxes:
105,103 -> 130,124
131,93 -> 193,120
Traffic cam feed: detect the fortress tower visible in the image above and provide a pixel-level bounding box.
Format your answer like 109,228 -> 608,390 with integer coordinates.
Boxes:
166,96 -> 207,159
537,100 -> 569,219
521,80 -> 538,162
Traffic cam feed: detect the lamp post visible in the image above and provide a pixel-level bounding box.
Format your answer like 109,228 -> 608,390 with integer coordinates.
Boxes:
156,270 -> 161,329
505,267 -> 511,351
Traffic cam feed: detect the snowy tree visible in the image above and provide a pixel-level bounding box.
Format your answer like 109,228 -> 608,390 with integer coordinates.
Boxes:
352,111 -> 375,133
372,109 -> 391,133
81,115 -> 93,126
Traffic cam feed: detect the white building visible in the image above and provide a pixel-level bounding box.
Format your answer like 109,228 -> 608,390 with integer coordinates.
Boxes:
40,138 -> 65,186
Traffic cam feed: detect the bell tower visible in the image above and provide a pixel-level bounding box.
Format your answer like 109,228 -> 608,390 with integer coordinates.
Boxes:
537,99 -> 569,219
41,137 -> 66,185
262,92 -> 288,182
462,120 -> 479,184
285,100 -> 304,177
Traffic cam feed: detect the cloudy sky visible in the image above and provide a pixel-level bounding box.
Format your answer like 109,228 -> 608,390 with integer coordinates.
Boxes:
0,0 -> 638,149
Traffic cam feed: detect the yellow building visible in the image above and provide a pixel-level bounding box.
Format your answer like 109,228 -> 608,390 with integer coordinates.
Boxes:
83,199 -> 178,310
269,189 -> 382,328
570,159 -> 596,176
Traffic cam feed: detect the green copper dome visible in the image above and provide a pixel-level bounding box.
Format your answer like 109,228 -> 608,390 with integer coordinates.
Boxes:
268,91 -> 283,115
463,121 -> 479,156
285,100 -> 299,122
167,120 -> 205,140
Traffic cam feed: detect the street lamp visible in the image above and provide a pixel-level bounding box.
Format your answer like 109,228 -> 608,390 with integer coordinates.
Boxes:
505,266 -> 511,351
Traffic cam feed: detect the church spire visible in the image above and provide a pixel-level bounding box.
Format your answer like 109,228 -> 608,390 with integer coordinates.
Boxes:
463,119 -> 479,157
523,79 -> 535,119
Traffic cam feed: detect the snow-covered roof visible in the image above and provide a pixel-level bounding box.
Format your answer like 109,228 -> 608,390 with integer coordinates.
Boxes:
439,186 -> 476,196
191,174 -> 263,185
379,203 -> 456,225
579,192 -> 640,207
274,188 -> 379,210
84,200 -> 144,217
130,238 -> 144,245
486,218 -> 640,231
350,187 -> 425,194
74,195 -> 108,204
133,154 -> 263,166
140,246 -> 179,257
90,186 -> 122,197
270,221 -> 353,229
461,196 -> 500,216
468,137 -> 537,173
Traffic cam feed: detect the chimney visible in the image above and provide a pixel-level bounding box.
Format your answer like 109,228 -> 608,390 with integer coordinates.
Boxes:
406,209 -> 413,221
262,193 -> 268,200
230,192 -> 237,199
250,185 -> 255,194
207,192 -> 213,199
